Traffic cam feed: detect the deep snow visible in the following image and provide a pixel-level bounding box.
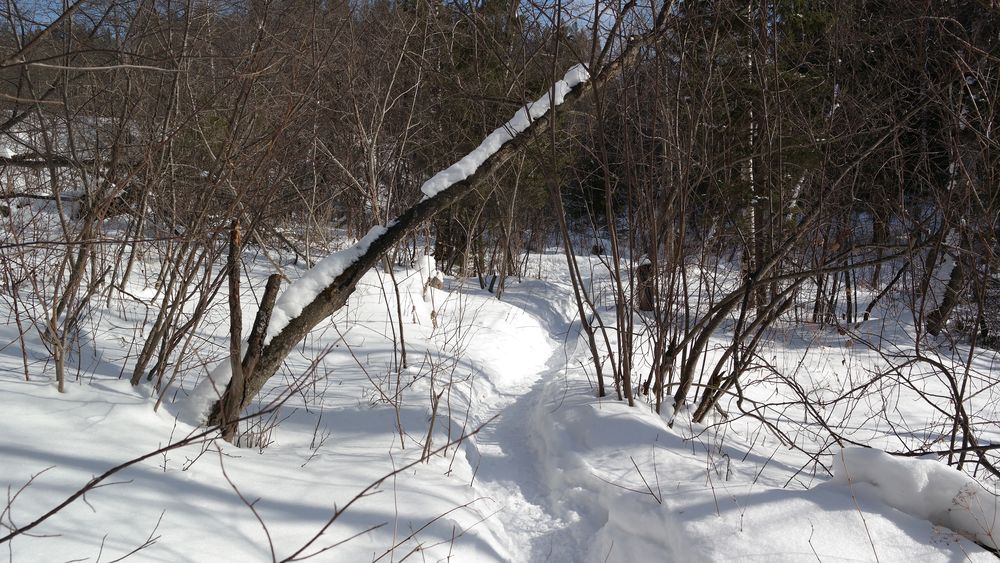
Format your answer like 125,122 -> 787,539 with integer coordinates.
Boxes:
1,250 -> 998,562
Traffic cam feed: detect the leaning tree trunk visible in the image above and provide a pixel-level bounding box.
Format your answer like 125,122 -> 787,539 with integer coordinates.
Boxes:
202,2 -> 680,426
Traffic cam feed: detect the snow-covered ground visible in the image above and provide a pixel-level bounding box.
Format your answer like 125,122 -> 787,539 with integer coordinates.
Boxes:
1,247 -> 998,561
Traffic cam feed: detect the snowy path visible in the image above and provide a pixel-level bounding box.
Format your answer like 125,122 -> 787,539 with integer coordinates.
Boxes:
450,269 -> 1000,563
452,279 -> 597,562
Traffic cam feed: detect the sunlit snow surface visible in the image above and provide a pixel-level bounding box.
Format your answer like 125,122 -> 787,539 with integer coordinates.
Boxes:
832,447 -> 1000,549
2,248 -> 998,561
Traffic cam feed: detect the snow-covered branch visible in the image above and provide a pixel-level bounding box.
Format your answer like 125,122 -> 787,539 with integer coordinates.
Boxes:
192,3 -> 678,429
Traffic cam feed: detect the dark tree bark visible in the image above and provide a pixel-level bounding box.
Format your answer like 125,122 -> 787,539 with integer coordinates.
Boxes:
211,273 -> 282,436
636,261 -> 655,312
221,220 -> 244,442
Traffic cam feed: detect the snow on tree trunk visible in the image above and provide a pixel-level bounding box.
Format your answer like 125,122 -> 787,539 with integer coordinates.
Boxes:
185,65 -> 592,425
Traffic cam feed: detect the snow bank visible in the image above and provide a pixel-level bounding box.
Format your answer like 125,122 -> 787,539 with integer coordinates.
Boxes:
832,447 -> 1000,548
0,271 -> 509,562
183,224 -> 389,424
420,64 -> 590,198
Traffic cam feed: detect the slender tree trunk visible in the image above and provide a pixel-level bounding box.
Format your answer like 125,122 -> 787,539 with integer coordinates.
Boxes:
222,220 -> 244,443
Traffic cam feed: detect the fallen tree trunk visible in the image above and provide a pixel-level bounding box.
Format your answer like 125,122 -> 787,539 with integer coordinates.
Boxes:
193,3 -> 677,426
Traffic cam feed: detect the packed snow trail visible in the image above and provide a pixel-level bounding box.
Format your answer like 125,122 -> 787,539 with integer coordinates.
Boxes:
443,255 -> 997,563
441,275 -> 605,562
